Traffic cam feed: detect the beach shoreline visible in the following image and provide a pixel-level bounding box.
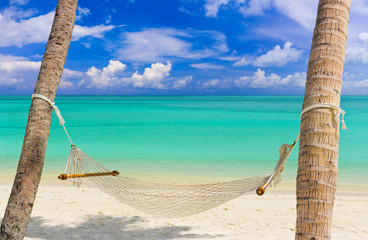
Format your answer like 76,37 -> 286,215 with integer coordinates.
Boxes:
1,178 -> 367,240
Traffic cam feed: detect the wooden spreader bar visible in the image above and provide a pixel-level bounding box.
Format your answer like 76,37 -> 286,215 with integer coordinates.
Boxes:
58,170 -> 120,180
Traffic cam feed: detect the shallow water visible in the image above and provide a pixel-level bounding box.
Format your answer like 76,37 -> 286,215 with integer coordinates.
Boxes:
1,95 -> 367,185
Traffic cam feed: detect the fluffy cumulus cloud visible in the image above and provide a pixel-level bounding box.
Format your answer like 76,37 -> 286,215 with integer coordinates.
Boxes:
234,42 -> 303,67
79,60 -> 190,90
0,55 -> 190,91
199,69 -> 306,89
0,10 -> 54,47
81,60 -> 127,89
0,7 -> 114,47
130,62 -> 172,89
234,69 -> 306,88
116,28 -> 229,62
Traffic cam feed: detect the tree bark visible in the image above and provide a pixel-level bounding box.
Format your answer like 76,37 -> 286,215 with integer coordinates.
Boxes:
295,0 -> 351,239
0,1 -> 78,239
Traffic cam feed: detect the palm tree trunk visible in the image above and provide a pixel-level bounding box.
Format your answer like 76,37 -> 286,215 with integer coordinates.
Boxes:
296,0 -> 351,239
0,1 -> 78,239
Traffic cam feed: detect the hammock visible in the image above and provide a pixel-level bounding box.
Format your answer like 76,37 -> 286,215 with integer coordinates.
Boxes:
31,94 -> 347,218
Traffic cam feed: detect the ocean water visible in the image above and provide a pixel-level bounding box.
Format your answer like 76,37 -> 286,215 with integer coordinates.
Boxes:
0,96 -> 367,185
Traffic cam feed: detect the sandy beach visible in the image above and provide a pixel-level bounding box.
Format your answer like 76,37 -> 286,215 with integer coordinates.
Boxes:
1,178 -> 367,240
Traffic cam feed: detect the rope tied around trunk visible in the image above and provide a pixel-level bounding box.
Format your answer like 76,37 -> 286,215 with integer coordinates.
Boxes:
300,103 -> 347,130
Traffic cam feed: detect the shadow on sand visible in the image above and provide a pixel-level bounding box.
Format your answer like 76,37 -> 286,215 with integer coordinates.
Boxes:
19,215 -> 220,240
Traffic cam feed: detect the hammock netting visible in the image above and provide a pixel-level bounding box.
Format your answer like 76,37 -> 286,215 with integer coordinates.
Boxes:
62,143 -> 294,218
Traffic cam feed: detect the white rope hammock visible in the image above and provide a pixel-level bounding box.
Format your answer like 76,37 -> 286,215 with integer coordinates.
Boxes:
31,94 -> 347,218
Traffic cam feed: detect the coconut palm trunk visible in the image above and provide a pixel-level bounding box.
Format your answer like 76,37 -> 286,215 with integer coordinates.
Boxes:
296,0 -> 351,239
0,0 -> 78,239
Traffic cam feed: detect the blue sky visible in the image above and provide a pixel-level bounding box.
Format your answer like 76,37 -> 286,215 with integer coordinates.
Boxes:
1,0 -> 368,95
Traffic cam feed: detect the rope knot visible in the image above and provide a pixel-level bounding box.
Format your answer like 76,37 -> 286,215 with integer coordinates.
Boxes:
300,103 -> 347,130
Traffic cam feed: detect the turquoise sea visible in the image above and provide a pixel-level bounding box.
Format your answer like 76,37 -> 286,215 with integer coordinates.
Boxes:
1,96 -> 367,186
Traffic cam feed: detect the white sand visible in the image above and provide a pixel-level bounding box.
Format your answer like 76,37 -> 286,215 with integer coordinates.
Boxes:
1,180 -> 367,240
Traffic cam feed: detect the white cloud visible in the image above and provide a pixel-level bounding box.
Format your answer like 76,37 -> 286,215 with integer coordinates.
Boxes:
347,0 -> 368,40
59,80 -> 74,88
129,61 -> 172,89
116,28 -> 229,62
78,60 -> 192,90
239,69 -> 305,88
203,0 -> 317,31
0,11 -> 53,47
344,79 -> 368,89
76,7 -> 90,21
9,0 -> 29,5
358,32 -> 368,41
62,68 -> 85,78
116,28 -> 190,62
204,0 -> 231,17
0,8 -> 115,47
0,54 -> 39,86
72,24 -> 115,41
0,54 -> 40,72
199,79 -> 221,89
250,69 -> 280,88
277,72 -> 306,88
200,69 -> 306,89
190,63 -> 225,69
171,76 -> 193,89
343,79 -> 368,94
253,42 -> 302,67
272,0 -> 317,31
0,54 -> 86,91
346,33 -> 368,64
234,42 -> 303,67
204,0 -> 272,18
81,60 -> 127,89
240,0 -> 272,17
1,6 -> 36,20
217,55 -> 240,61
233,69 -> 281,88
233,56 -> 252,66
343,0 -> 368,66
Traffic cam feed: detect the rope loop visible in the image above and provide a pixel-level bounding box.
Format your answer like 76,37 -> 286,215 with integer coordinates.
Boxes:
300,103 -> 347,130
